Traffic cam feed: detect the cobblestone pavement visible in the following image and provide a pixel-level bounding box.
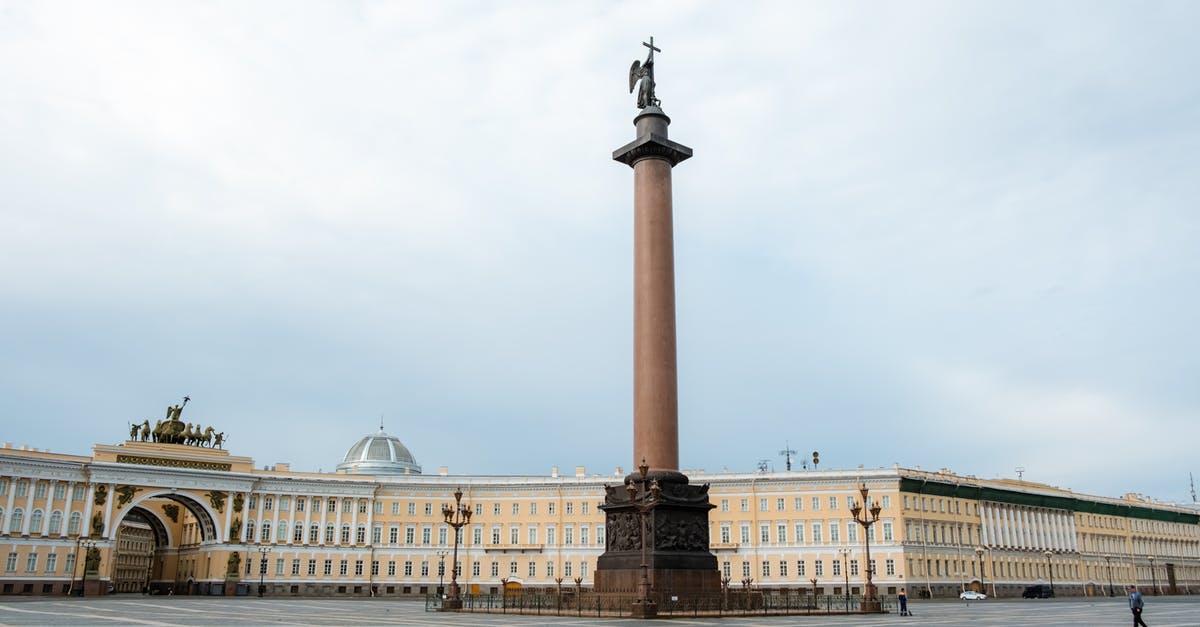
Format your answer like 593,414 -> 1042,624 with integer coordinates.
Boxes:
0,596 -> 1198,626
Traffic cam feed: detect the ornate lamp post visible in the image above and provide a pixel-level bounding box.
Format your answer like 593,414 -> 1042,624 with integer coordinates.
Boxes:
440,487 -> 472,610
257,545 -> 272,597
1043,550 -> 1054,596
849,483 -> 882,612
1104,555 -> 1115,597
436,550 -> 449,598
975,547 -> 986,594
627,460 -> 660,618
1148,556 -> 1157,595
838,547 -> 852,611
76,538 -> 97,597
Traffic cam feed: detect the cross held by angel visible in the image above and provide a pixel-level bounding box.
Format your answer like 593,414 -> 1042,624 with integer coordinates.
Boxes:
629,37 -> 661,109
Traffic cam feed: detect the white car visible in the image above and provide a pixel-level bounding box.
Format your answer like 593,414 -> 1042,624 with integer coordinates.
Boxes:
960,590 -> 987,600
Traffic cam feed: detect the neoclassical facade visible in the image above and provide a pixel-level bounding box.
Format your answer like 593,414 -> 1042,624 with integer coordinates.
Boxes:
1,428 -> 1197,598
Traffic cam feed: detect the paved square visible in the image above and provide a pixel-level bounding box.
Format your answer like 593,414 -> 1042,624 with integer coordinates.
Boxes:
1,596 -> 1198,626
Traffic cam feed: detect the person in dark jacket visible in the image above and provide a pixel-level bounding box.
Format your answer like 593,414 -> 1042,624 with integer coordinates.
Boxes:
1128,585 -> 1148,626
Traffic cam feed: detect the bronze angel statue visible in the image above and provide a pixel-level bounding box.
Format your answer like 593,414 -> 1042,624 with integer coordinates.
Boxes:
628,38 -> 661,109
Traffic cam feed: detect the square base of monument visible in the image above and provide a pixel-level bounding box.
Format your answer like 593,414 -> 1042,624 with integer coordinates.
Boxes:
861,599 -> 882,613
593,563 -> 721,597
441,599 -> 463,610
631,600 -> 658,618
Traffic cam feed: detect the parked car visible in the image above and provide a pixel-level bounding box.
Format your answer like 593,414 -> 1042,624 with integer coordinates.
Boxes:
1023,584 -> 1055,598
960,590 -> 987,600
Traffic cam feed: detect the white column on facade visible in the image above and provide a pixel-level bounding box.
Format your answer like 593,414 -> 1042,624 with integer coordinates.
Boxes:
334,497 -> 344,546
1014,508 -> 1025,549
1003,507 -> 1014,547
350,499 -> 359,545
1033,510 -> 1045,549
980,503 -> 991,546
59,481 -> 74,538
20,479 -> 36,535
100,483 -> 115,538
222,492 -> 233,544
81,484 -> 95,538
365,497 -> 375,545
990,505 -> 1001,546
1050,512 -> 1063,551
1022,508 -> 1032,549
2,477 -> 16,533
319,496 -> 328,545
254,492 -> 266,544
270,493 -> 281,544
1067,515 -> 1078,552
303,496 -> 313,545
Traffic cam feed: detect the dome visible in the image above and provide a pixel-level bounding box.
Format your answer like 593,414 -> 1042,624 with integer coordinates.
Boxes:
336,429 -> 422,475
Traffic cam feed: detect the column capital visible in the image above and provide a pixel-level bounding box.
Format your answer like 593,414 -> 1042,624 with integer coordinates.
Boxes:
613,133 -> 693,168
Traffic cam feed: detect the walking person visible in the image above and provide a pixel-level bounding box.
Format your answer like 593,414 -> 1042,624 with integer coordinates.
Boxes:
898,588 -> 909,616
1129,585 -> 1148,626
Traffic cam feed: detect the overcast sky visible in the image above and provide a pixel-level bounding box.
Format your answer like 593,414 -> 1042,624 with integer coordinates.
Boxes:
2,1 -> 1197,505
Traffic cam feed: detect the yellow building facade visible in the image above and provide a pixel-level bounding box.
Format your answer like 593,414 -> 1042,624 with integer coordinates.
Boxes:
1,431 -> 1197,598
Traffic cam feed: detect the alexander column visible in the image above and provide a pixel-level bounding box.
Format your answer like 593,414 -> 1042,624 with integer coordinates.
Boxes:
595,38 -> 718,614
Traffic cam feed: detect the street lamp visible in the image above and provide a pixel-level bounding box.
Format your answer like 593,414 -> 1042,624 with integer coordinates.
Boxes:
76,539 -> 97,597
440,487 -> 472,610
257,545 -> 272,597
849,483 -> 883,612
1043,550 -> 1054,596
975,547 -> 986,595
436,550 -> 449,598
1148,556 -> 1157,596
838,548 -> 852,611
1104,555 -> 1114,597
627,460 -> 660,618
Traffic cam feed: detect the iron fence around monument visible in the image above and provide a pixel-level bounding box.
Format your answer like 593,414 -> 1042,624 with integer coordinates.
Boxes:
425,589 -> 896,617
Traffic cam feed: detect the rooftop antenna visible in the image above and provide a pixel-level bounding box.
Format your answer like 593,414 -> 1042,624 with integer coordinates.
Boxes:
1015,466 -> 1025,480
379,414 -> 385,432
1191,473 -> 1196,503
779,442 -> 797,471
757,459 -> 770,473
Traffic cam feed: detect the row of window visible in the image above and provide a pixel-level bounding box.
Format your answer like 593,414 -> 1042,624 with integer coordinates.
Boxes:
244,522 -> 607,547
237,555 -> 591,580
4,551 -> 73,574
718,521 -> 892,545
0,479 -> 86,502
718,495 -> 892,514
245,495 -> 595,518
719,558 -> 895,579
0,509 -> 83,535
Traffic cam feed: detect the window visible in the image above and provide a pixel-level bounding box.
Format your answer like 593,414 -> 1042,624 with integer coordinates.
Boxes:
510,527 -> 519,544
580,561 -> 588,577
815,560 -> 824,577
832,559 -> 841,577
565,527 -> 574,546
387,561 -> 396,576
343,500 -> 352,513
582,502 -> 589,515
740,524 -> 750,543
883,521 -> 893,542
886,559 -> 895,576
340,560 -> 349,576
404,561 -> 413,576
759,524 -> 769,543
797,560 -> 805,576
546,561 -> 554,577
720,524 -> 730,544
829,496 -> 838,510
492,527 -> 501,544
474,503 -> 482,516
472,561 -> 480,577
548,502 -> 556,515
9,509 -> 23,533
528,561 -> 536,577
16,481 -> 27,497
493,503 -> 501,516
848,524 -> 857,543
811,497 -> 820,511
293,525 -> 304,543
422,527 -> 431,545
851,560 -> 859,576
491,562 -> 499,577
371,560 -> 379,576
779,560 -> 788,577
406,527 -> 415,544
776,498 -> 785,511
742,561 -> 751,577
296,497 -> 305,512
740,499 -> 748,512
389,527 -> 399,544
73,485 -> 85,501
277,522 -> 288,542
359,501 -> 367,514
391,502 -> 399,515
276,559 -> 285,575
528,526 -> 538,544
35,483 -> 47,498
722,561 -> 731,578
355,560 -> 364,576
811,522 -> 823,544
280,496 -> 290,511
512,503 -> 520,515
68,512 -> 81,535
761,561 -> 770,577
547,527 -> 556,545
777,524 -> 787,544
45,553 -> 57,573
509,560 -> 518,575
530,503 -> 537,515
25,553 -> 37,572
794,497 -> 803,510
309,525 -> 319,543
759,498 -> 768,512
881,495 -> 891,509
341,525 -> 351,544
328,499 -> 338,513
721,499 -> 729,512
6,552 -> 19,571
264,497 -> 273,511
564,561 -> 572,577
472,527 -> 481,544
408,502 -> 415,515
261,522 -> 271,542
372,526 -> 382,544
30,510 -> 43,532
829,521 -> 840,543
566,502 -> 574,515
308,560 -> 316,575
794,523 -> 805,544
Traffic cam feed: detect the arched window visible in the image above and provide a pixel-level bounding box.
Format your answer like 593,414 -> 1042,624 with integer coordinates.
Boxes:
9,508 -> 23,533
276,522 -> 288,542
340,524 -> 351,544
261,522 -> 271,542
324,524 -> 335,543
68,512 -> 81,535
30,510 -> 43,533
245,522 -> 256,542
49,511 -> 63,535
309,524 -> 319,543
356,525 -> 366,544
293,524 -> 304,543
